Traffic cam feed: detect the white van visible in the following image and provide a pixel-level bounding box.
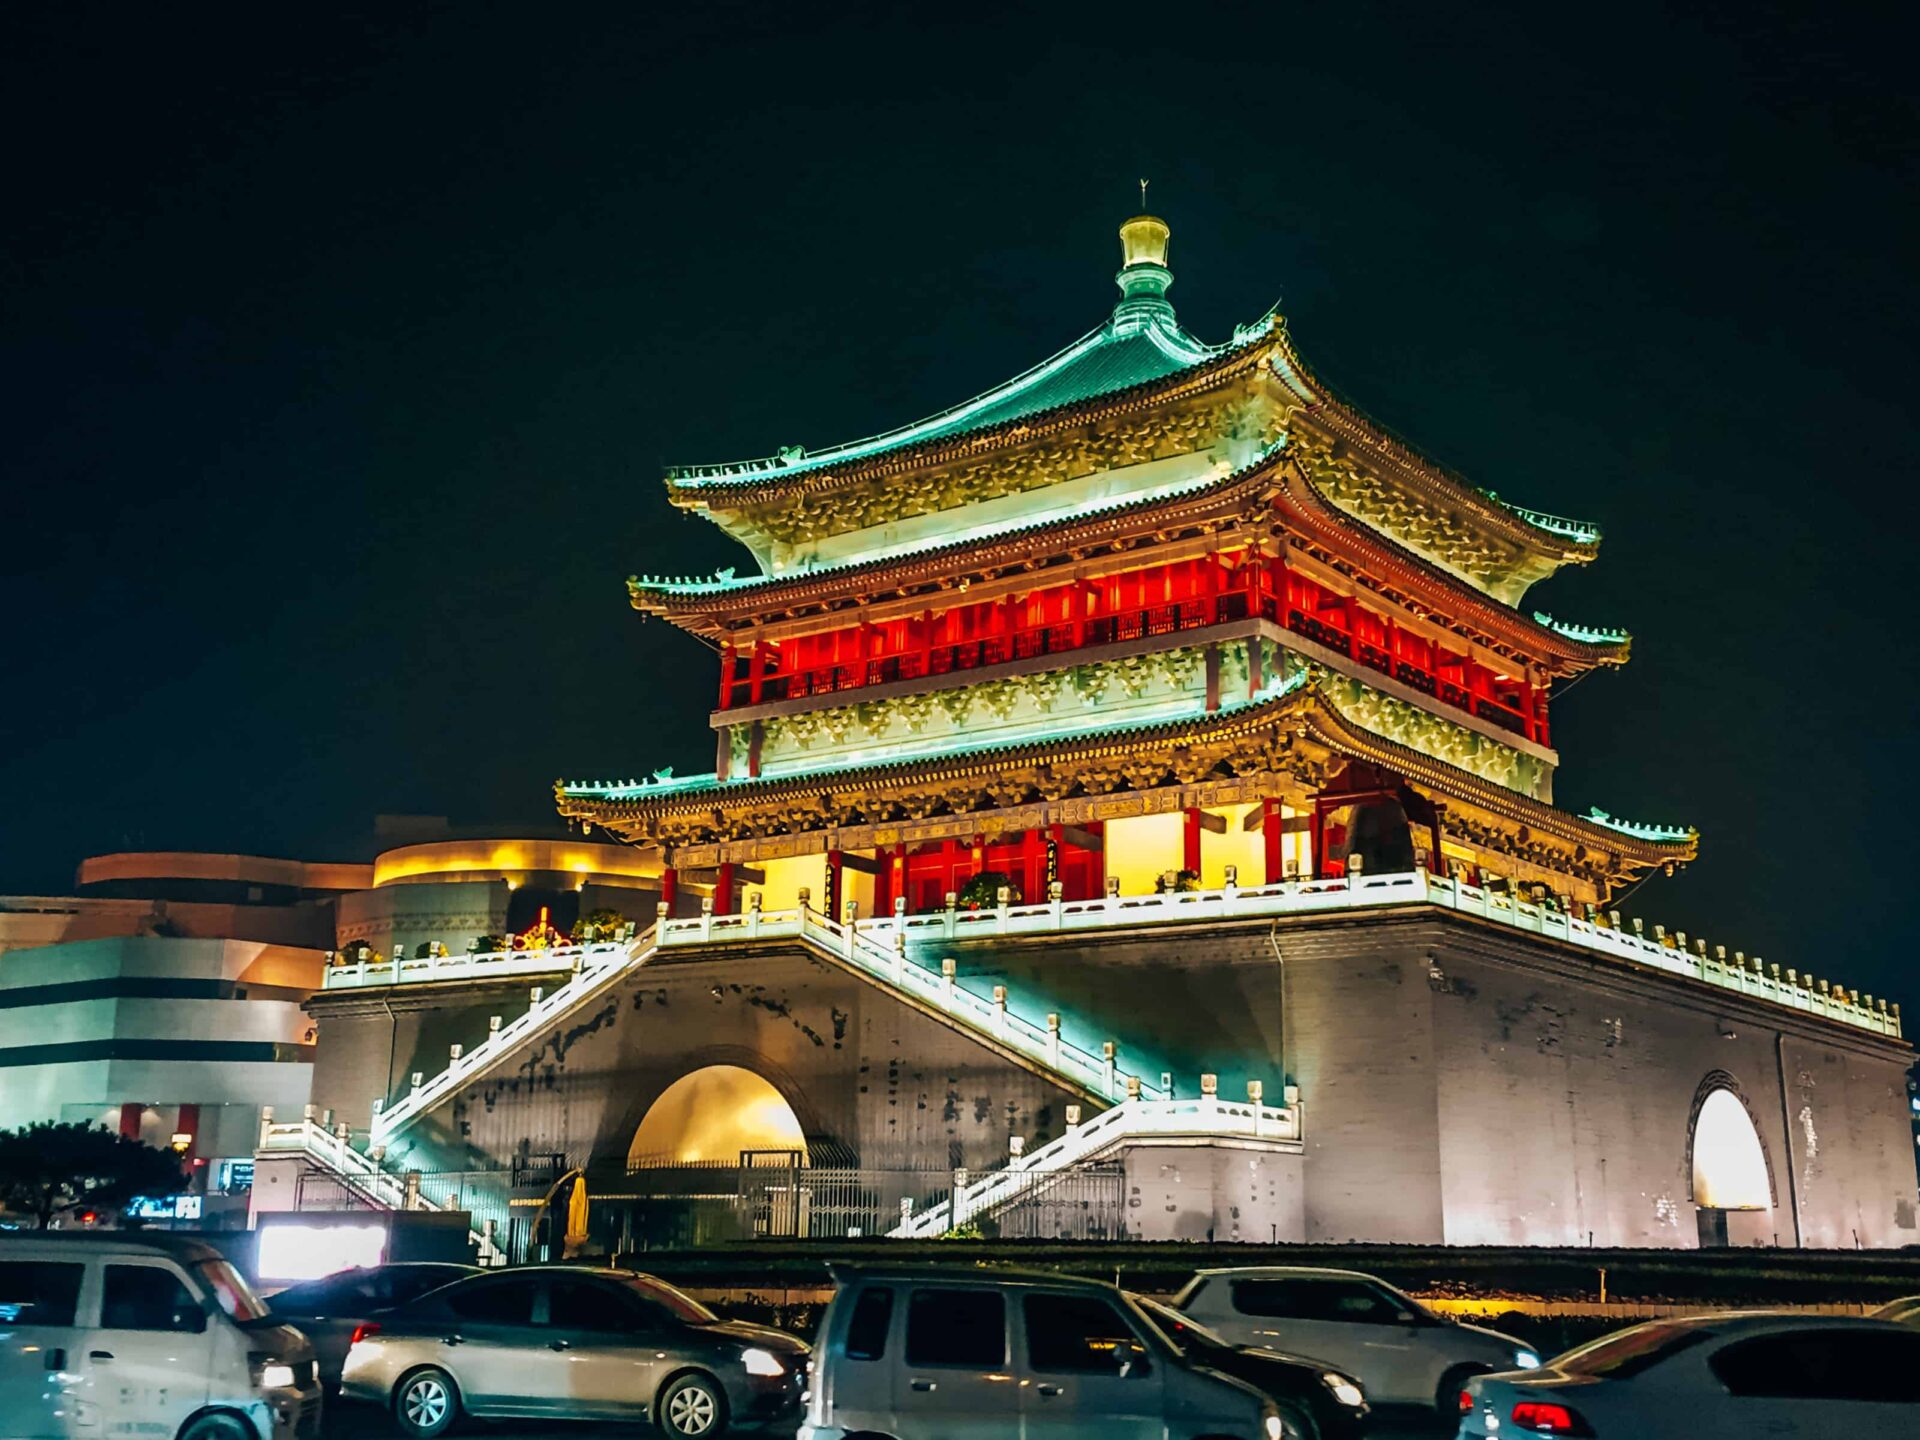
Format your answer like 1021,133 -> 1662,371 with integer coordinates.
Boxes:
0,1233 -> 322,1440
800,1265 -> 1286,1440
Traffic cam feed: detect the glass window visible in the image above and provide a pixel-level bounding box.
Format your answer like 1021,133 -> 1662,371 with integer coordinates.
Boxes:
548,1278 -> 643,1332
102,1266 -> 205,1332
1025,1293 -> 1151,1376
444,1277 -> 538,1325
844,1287 -> 893,1361
0,1261 -> 83,1326
1710,1330 -> 1920,1402
906,1288 -> 1004,1368
617,1275 -> 716,1325
1556,1322 -> 1711,1379
1231,1278 -> 1409,1324
384,1267 -> 470,1308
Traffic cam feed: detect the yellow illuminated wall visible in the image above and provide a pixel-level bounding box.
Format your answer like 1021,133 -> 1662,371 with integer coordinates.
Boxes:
1692,1088 -> 1771,1211
1201,804 -> 1264,889
1105,813 -> 1184,895
629,1064 -> 808,1166
741,854 -> 821,911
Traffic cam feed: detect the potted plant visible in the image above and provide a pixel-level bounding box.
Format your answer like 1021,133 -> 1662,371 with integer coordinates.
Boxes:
958,871 -> 1019,911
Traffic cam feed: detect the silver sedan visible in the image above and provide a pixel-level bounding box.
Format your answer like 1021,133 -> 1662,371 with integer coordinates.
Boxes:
340,1265 -> 809,1438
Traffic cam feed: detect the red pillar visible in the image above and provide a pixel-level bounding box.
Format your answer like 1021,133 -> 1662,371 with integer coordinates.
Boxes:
1182,807 -> 1203,877
826,850 -> 844,915
118,1103 -> 143,1140
717,642 -> 735,709
892,844 -> 907,910
748,641 -> 767,705
714,863 -> 735,915
1021,829 -> 1044,904
1263,798 -> 1285,884
659,867 -> 677,914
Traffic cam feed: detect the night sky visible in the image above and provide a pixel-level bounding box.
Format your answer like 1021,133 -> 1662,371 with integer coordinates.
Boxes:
4,4 -> 1915,1015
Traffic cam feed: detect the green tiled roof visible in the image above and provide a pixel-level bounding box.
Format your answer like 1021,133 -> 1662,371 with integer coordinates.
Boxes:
665,307 -> 1276,488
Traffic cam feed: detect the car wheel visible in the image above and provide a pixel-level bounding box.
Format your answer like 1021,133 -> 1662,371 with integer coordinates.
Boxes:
657,1371 -> 729,1438
178,1415 -> 253,1440
1272,1398 -> 1320,1440
393,1366 -> 461,1438
1436,1363 -> 1487,1418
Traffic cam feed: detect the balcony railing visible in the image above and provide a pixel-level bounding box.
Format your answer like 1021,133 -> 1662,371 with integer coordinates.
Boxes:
315,876 -> 1898,1041
723,591 -> 1538,741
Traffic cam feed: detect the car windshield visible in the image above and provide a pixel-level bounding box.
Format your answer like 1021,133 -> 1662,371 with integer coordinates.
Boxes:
1552,1321 -> 1711,1379
195,1258 -> 272,1322
620,1275 -> 717,1324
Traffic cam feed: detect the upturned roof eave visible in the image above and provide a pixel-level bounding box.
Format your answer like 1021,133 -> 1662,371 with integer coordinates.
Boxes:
1265,326 -> 1606,560
628,451 -> 1631,672
660,323 -> 1279,511
554,679 -> 1694,868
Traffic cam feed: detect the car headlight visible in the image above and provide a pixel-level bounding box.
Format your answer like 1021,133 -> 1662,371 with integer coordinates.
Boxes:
1264,1414 -> 1284,1440
742,1346 -> 786,1377
256,1361 -> 297,1389
1321,1371 -> 1366,1408
1514,1348 -> 1542,1369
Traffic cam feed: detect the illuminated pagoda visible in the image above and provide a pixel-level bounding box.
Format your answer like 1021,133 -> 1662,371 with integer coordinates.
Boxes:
275,213 -> 1912,1256
562,212 -> 1690,913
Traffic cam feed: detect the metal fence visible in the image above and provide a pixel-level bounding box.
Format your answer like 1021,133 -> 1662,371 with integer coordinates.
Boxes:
600,1160 -> 1128,1247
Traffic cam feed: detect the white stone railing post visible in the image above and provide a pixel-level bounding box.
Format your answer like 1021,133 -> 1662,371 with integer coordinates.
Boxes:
1046,1013 -> 1061,1069
1102,1041 -> 1117,1097
1248,1079 -> 1264,1138
992,985 -> 1008,1038
941,957 -> 956,1002
700,894 -> 714,941
951,1168 -> 970,1229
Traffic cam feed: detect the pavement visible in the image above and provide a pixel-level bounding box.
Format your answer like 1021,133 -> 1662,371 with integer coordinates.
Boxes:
323,1397 -> 1455,1438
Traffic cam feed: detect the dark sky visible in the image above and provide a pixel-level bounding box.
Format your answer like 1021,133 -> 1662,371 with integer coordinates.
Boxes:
4,4 -> 1915,1013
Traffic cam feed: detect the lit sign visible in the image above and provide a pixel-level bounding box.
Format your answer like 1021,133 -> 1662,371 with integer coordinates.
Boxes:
127,1194 -> 203,1221
256,1221 -> 388,1282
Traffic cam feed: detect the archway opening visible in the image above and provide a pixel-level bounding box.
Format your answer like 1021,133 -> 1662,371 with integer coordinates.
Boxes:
1691,1087 -> 1771,1249
628,1064 -> 808,1168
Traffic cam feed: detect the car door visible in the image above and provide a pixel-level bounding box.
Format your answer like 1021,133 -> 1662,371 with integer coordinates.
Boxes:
1017,1290 -> 1164,1439
85,1259 -> 213,1438
894,1285 -> 1020,1438
0,1258 -> 86,1439
1222,1278 -> 1366,1377
429,1273 -> 546,1416
1703,1328 -> 1920,1438
537,1275 -> 666,1420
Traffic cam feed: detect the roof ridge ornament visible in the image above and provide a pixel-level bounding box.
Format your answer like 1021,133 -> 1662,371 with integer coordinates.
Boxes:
1114,207 -> 1174,333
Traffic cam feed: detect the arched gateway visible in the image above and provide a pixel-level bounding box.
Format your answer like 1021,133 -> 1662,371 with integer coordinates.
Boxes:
628,1063 -> 809,1167
1688,1075 -> 1775,1247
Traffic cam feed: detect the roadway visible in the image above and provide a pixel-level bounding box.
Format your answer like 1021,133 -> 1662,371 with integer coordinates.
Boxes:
323,1398 -> 1454,1438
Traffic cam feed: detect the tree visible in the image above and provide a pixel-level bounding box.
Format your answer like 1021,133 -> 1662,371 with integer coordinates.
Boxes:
0,1121 -> 188,1229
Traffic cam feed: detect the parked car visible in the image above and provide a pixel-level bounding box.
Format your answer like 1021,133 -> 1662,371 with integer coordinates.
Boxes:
1171,1266 -> 1538,1414
1132,1294 -> 1370,1439
0,1231 -> 323,1440
265,1261 -> 480,1388
1870,1294 -> 1920,1327
339,1264 -> 808,1437
1459,1312 -> 1920,1437
800,1264 -> 1285,1440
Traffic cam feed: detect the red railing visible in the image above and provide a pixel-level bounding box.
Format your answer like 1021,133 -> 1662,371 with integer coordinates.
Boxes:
723,589 -> 1539,742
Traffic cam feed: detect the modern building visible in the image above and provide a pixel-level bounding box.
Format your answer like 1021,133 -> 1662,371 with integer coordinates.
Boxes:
269,214 -> 1915,1254
1,834 -> 664,1227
